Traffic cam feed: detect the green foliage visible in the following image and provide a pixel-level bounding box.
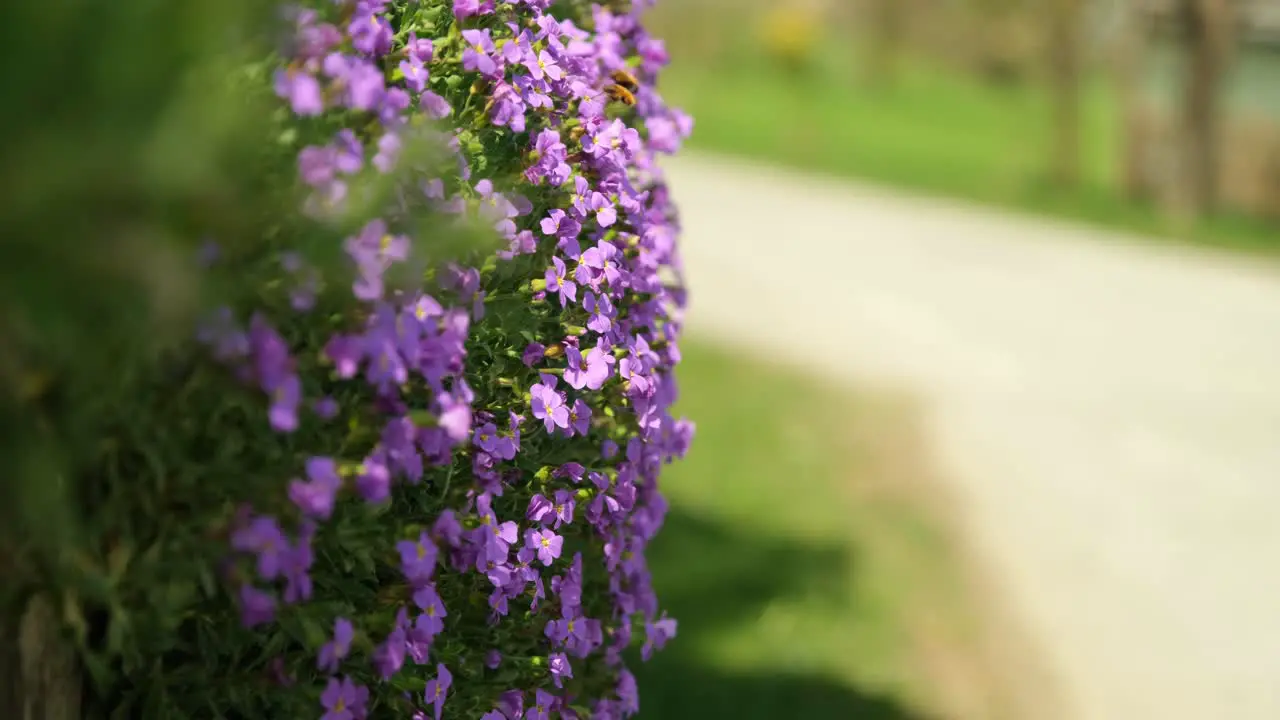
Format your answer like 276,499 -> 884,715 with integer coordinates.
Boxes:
2,1 -> 692,718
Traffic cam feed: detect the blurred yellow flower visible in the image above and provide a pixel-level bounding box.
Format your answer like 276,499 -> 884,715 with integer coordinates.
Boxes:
759,3 -> 820,71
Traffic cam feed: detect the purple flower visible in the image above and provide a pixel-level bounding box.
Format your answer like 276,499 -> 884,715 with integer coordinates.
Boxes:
462,30 -> 497,76
616,669 -> 639,714
485,649 -> 502,669
401,57 -> 428,93
584,291 -> 615,333
474,421 -> 518,460
530,377 -> 569,432
545,256 -> 577,307
274,69 -> 323,115
267,374 -> 301,432
397,531 -> 439,583
437,391 -> 473,442
433,510 -> 463,548
526,689 -> 557,720
524,49 -> 563,82
587,118 -> 643,166
282,527 -> 315,603
326,56 -> 386,111
545,613 -> 590,648
345,219 -> 409,301
299,145 -> 336,186
378,87 -> 411,125
238,584 -> 276,627
231,515 -> 287,580
317,618 -> 354,672
480,516 -> 520,563
548,652 -> 573,688
373,625 -> 407,680
525,528 -> 564,566
453,0 -> 482,18
551,490 -> 576,528
489,81 -> 527,132
407,33 -> 434,63
642,613 -> 678,660
350,7 -> 393,56
288,456 -> 342,519
420,91 -> 453,119
373,132 -> 401,173
527,494 -> 554,524
354,452 -> 392,503
568,398 -> 591,436
540,209 -> 581,242
563,343 -> 614,391
589,193 -> 617,227
412,583 -> 448,635
499,690 -> 525,720
424,663 -> 452,720
325,334 -> 365,377
321,676 -> 367,720
580,240 -> 623,287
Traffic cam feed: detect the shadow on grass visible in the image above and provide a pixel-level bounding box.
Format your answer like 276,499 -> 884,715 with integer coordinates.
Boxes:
635,509 -> 930,720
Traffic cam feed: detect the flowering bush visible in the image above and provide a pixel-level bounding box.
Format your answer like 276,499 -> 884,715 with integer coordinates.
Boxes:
9,0 -> 693,718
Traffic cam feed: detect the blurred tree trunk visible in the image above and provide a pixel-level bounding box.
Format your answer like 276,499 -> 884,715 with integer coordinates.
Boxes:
1047,0 -> 1084,187
1115,0 -> 1154,201
862,0 -> 906,88
1172,0 -> 1235,221
0,595 -> 83,720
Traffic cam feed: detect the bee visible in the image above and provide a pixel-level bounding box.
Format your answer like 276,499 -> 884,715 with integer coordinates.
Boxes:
603,83 -> 636,107
568,125 -> 588,143
609,68 -> 640,92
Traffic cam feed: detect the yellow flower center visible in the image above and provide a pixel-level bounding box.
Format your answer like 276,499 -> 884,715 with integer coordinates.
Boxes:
540,537 -> 551,548
416,543 -> 426,559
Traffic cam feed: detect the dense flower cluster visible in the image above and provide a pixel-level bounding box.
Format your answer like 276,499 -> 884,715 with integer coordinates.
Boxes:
197,1 -> 692,717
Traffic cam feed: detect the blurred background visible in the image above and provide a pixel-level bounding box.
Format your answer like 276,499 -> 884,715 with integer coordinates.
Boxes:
4,2 -> 1277,719
638,2 -> 1280,720
648,0 -> 1280,248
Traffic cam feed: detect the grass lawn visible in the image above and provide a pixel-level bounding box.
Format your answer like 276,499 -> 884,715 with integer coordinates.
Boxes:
636,340 -> 1035,720
655,55 -> 1280,256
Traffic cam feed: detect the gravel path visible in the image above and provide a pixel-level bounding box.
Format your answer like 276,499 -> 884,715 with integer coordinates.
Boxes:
664,152 -> 1280,720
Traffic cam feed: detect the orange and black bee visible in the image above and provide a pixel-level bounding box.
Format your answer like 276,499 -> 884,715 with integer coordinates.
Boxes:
609,68 -> 640,92
603,83 -> 636,107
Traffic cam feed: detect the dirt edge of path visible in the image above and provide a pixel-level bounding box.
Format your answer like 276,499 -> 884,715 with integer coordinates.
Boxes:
843,388 -> 1068,720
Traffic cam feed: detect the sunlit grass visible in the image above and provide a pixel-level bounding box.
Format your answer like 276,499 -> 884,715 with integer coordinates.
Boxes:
651,32 -> 1280,255
637,340 -> 1014,720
